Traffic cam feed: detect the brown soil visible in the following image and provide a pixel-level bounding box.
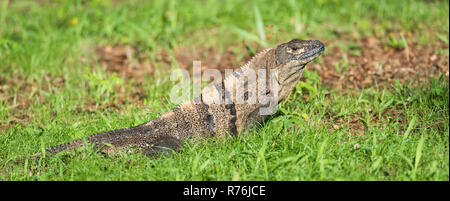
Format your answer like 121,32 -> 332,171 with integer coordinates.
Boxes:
320,109 -> 407,137
312,34 -> 449,90
95,45 -> 154,82
156,45 -> 256,76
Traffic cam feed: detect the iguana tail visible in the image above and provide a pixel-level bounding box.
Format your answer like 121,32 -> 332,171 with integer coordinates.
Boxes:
32,98 -> 218,159
31,123 -> 183,159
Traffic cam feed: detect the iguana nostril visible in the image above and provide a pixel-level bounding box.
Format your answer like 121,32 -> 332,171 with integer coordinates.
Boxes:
314,40 -> 325,48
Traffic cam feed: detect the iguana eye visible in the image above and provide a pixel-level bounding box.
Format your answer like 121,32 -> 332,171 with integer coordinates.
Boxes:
287,47 -> 305,54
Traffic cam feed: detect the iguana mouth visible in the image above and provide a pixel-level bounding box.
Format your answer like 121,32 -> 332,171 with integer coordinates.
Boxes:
298,40 -> 325,61
282,41 -> 325,84
301,46 -> 324,60
284,40 -> 325,68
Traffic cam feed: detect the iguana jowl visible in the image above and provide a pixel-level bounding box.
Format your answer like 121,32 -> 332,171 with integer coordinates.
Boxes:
43,39 -> 325,157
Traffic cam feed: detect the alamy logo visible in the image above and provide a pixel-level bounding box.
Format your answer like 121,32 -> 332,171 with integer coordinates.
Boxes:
169,61 -> 279,115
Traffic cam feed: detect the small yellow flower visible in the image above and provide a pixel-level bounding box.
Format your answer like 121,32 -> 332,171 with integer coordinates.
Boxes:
69,17 -> 78,26
301,113 -> 310,121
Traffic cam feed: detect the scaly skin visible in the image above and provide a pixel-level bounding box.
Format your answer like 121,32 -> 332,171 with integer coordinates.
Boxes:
40,39 -> 325,157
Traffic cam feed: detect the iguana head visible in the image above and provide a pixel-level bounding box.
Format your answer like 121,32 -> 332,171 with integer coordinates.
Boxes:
272,39 -> 324,100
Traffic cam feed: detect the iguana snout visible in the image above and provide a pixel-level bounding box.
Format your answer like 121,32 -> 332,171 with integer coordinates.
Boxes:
275,39 -> 325,66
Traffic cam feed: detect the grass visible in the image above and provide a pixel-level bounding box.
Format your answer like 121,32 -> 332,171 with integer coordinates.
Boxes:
0,0 -> 449,181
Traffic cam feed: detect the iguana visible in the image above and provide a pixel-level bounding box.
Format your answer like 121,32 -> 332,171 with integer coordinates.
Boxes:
36,39 -> 324,158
